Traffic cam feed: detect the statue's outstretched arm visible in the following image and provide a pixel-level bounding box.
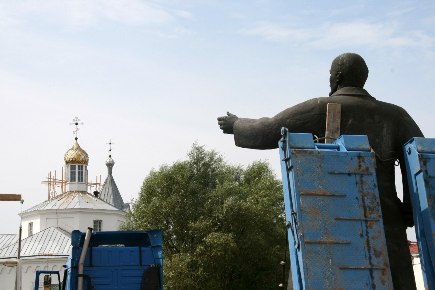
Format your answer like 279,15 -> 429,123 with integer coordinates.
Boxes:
230,98 -> 325,150
217,112 -> 238,134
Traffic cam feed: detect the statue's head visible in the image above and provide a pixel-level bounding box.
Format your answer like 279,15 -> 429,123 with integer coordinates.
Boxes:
329,53 -> 369,96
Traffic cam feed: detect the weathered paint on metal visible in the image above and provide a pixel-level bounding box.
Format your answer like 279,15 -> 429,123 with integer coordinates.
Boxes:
279,130 -> 392,289
404,137 -> 435,289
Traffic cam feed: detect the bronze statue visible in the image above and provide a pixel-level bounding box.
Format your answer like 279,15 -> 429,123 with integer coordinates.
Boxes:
218,53 -> 423,289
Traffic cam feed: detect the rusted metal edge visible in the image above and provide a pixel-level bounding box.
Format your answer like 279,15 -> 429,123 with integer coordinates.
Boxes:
335,217 -> 380,222
300,192 -> 346,197
339,266 -> 386,270
328,171 -> 373,175
305,240 -> 351,244
0,194 -> 22,201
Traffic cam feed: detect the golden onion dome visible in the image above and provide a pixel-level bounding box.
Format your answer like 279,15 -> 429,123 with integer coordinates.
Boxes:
64,140 -> 89,165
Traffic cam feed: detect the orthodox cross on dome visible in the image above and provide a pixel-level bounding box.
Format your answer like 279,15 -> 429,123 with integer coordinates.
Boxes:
107,139 -> 114,157
70,116 -> 83,141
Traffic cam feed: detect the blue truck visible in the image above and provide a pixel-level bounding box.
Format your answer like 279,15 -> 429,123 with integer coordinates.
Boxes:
34,228 -> 163,290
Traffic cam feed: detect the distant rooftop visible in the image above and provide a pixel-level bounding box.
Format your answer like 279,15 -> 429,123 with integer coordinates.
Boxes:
0,227 -> 70,259
21,191 -> 119,215
0,234 -> 18,251
100,174 -> 125,211
99,155 -> 127,211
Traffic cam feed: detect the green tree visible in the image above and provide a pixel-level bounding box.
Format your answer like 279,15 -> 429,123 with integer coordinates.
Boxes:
123,144 -> 287,290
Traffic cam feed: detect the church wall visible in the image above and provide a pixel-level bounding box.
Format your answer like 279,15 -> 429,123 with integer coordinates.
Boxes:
0,263 -> 17,290
21,208 -> 125,235
22,211 -> 78,237
77,210 -> 126,232
0,257 -> 67,290
45,216 -> 76,232
66,182 -> 87,192
21,214 -> 41,239
22,257 -> 66,290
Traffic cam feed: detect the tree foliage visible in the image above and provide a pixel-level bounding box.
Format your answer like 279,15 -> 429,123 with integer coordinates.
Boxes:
123,144 -> 287,290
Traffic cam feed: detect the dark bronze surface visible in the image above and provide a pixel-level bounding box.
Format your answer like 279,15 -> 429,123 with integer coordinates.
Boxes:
218,53 -> 423,289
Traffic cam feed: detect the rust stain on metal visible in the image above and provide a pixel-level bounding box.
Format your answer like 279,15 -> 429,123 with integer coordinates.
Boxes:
304,204 -> 322,230
373,247 -> 383,259
328,171 -> 372,175
291,149 -> 320,155
339,266 -> 385,270
367,220 -> 377,229
335,217 -> 379,222
356,173 -> 377,289
380,257 -> 392,287
304,240 -> 351,244
300,191 -> 346,197
354,155 -> 371,174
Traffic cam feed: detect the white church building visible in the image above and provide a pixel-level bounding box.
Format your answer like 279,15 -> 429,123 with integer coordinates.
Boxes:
0,129 -> 128,290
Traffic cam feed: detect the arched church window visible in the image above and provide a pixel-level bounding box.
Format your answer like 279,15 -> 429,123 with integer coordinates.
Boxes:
78,165 -> 84,182
70,165 -> 84,183
70,165 -> 76,182
28,222 -> 33,236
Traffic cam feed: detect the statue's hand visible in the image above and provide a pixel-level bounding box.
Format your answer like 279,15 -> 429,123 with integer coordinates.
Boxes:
217,112 -> 238,134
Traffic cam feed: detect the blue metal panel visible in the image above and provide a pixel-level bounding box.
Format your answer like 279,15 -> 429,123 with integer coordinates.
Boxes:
66,230 -> 163,290
279,129 -> 392,289
336,135 -> 371,152
404,137 -> 435,289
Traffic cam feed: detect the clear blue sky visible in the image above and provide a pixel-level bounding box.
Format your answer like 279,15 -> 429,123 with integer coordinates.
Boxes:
1,1 -> 434,237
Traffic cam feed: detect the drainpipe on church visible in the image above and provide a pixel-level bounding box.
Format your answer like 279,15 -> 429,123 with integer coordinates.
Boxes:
15,223 -> 22,290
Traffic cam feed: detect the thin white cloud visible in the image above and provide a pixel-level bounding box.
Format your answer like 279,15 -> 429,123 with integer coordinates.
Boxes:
310,22 -> 394,48
385,4 -> 415,18
328,4 -> 366,17
240,21 -> 434,50
0,0 -> 175,29
311,22 -> 434,49
174,10 -> 193,19
102,0 -> 173,25
241,23 -> 310,42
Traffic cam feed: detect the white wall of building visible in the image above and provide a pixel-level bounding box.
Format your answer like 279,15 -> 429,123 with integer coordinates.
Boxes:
0,258 -> 67,290
77,210 -> 125,232
22,258 -> 66,290
21,215 -> 41,239
21,209 -> 126,236
0,263 -> 17,290
412,256 -> 425,290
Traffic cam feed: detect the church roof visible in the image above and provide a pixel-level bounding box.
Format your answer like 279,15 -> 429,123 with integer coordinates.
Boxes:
64,140 -> 89,165
99,155 -> 127,211
21,191 -> 119,215
0,227 -> 71,259
0,234 -> 18,250
100,173 -> 125,211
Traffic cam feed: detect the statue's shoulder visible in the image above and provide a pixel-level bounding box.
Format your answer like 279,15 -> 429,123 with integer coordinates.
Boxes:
301,96 -> 329,105
288,97 -> 329,112
372,99 -> 420,127
374,99 -> 407,113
